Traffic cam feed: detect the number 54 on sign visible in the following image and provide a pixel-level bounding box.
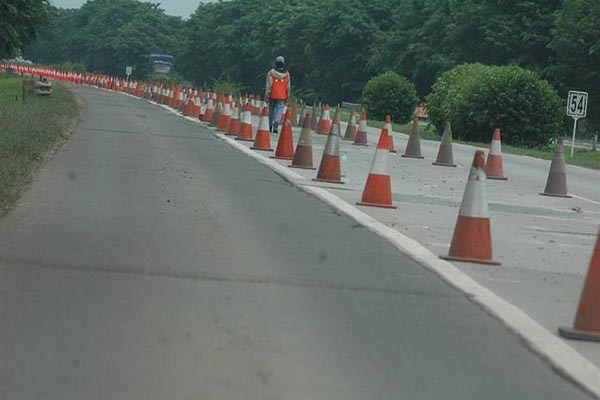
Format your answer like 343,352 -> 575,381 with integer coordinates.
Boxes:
566,91 -> 588,158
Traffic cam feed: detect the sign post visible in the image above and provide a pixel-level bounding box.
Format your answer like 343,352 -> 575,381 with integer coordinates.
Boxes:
566,90 -> 588,158
125,66 -> 133,82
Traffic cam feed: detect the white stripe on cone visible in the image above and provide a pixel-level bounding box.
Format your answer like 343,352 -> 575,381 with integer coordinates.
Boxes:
490,139 -> 502,155
458,158 -> 489,219
258,113 -> 269,132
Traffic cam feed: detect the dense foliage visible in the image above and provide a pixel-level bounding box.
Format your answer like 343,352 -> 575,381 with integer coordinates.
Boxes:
20,0 -> 600,133
427,64 -> 563,146
25,0 -> 182,77
0,0 -> 51,58
362,72 -> 418,123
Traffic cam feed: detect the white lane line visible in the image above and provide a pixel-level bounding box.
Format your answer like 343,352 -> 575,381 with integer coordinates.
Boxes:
105,86 -> 600,398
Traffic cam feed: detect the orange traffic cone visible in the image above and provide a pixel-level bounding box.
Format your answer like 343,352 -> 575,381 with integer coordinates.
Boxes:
203,98 -> 215,123
290,113 -> 316,170
314,117 -> 343,183
227,101 -> 241,136
183,95 -> 193,116
216,97 -> 232,131
343,108 -> 357,141
383,115 -> 397,153
559,228 -> 600,341
485,128 -> 507,180
236,102 -> 254,142
402,117 -> 423,158
353,109 -> 368,146
252,95 -> 261,116
440,150 -> 500,265
272,111 -> 294,160
540,137 -> 571,198
433,121 -> 457,167
317,104 -> 331,134
357,127 -> 397,209
192,96 -> 202,119
251,106 -> 273,151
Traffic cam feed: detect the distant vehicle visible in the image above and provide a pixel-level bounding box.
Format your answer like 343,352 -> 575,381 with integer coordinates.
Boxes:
149,54 -> 174,74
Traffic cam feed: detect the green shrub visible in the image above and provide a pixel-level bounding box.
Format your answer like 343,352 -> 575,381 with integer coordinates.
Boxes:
211,79 -> 242,96
426,64 -> 563,147
361,71 -> 419,123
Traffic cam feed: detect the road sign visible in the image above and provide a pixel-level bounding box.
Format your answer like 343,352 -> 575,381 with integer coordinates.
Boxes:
566,91 -> 588,158
125,66 -> 133,76
567,91 -> 588,118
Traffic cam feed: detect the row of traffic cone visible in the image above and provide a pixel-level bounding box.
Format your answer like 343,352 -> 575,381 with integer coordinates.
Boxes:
15,62 -> 593,342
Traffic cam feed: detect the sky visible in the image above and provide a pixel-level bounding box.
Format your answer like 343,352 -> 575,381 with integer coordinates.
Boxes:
49,0 -> 202,17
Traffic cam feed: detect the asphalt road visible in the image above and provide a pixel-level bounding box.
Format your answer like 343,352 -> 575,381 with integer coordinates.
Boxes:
0,85 -> 593,400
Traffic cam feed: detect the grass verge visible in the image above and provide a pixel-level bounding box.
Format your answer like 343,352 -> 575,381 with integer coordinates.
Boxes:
337,109 -> 599,169
0,73 -> 79,214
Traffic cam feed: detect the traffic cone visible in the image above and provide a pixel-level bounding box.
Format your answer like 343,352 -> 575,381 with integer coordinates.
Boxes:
310,104 -> 319,131
272,111 -> 294,160
540,137 -> 571,198
227,101 -> 241,136
183,95 -> 193,116
357,127 -> 397,209
251,106 -> 273,151
236,102 -> 254,142
383,115 -> 397,153
216,97 -> 232,131
343,108 -> 357,141
314,117 -> 343,183
433,121 -> 457,167
253,95 -> 261,116
203,98 -> 214,123
402,117 -> 423,158
317,104 -> 331,134
353,109 -> 368,146
485,128 -> 508,180
290,113 -> 316,170
559,229 -> 600,342
440,150 -> 500,265
192,96 -> 202,119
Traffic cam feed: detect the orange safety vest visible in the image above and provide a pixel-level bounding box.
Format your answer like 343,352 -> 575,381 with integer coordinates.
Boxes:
270,70 -> 289,100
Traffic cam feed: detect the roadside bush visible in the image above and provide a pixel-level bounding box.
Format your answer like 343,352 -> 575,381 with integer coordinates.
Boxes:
362,71 -> 419,123
426,64 -> 563,147
211,79 -> 242,96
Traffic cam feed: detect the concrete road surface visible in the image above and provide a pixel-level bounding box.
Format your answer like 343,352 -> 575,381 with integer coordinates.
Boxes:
0,85 -> 593,399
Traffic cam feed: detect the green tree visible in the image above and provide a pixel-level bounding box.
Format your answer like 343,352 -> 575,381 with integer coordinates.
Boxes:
548,0 -> 600,130
25,0 -> 182,78
368,0 -> 561,97
0,0 -> 51,58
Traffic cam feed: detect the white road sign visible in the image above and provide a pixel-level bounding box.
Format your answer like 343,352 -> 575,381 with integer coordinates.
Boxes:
567,91 -> 588,118
566,90 -> 589,157
125,66 -> 133,76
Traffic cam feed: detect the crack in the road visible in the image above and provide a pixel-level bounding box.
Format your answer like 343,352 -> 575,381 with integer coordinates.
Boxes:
0,257 -> 445,298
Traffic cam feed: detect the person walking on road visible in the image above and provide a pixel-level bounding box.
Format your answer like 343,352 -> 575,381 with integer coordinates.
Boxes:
265,56 -> 290,134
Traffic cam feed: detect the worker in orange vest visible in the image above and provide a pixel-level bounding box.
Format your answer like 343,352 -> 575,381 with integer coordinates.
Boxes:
265,56 -> 291,134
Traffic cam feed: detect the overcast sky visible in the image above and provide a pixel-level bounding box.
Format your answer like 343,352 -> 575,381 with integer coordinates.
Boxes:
49,0 -> 202,17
